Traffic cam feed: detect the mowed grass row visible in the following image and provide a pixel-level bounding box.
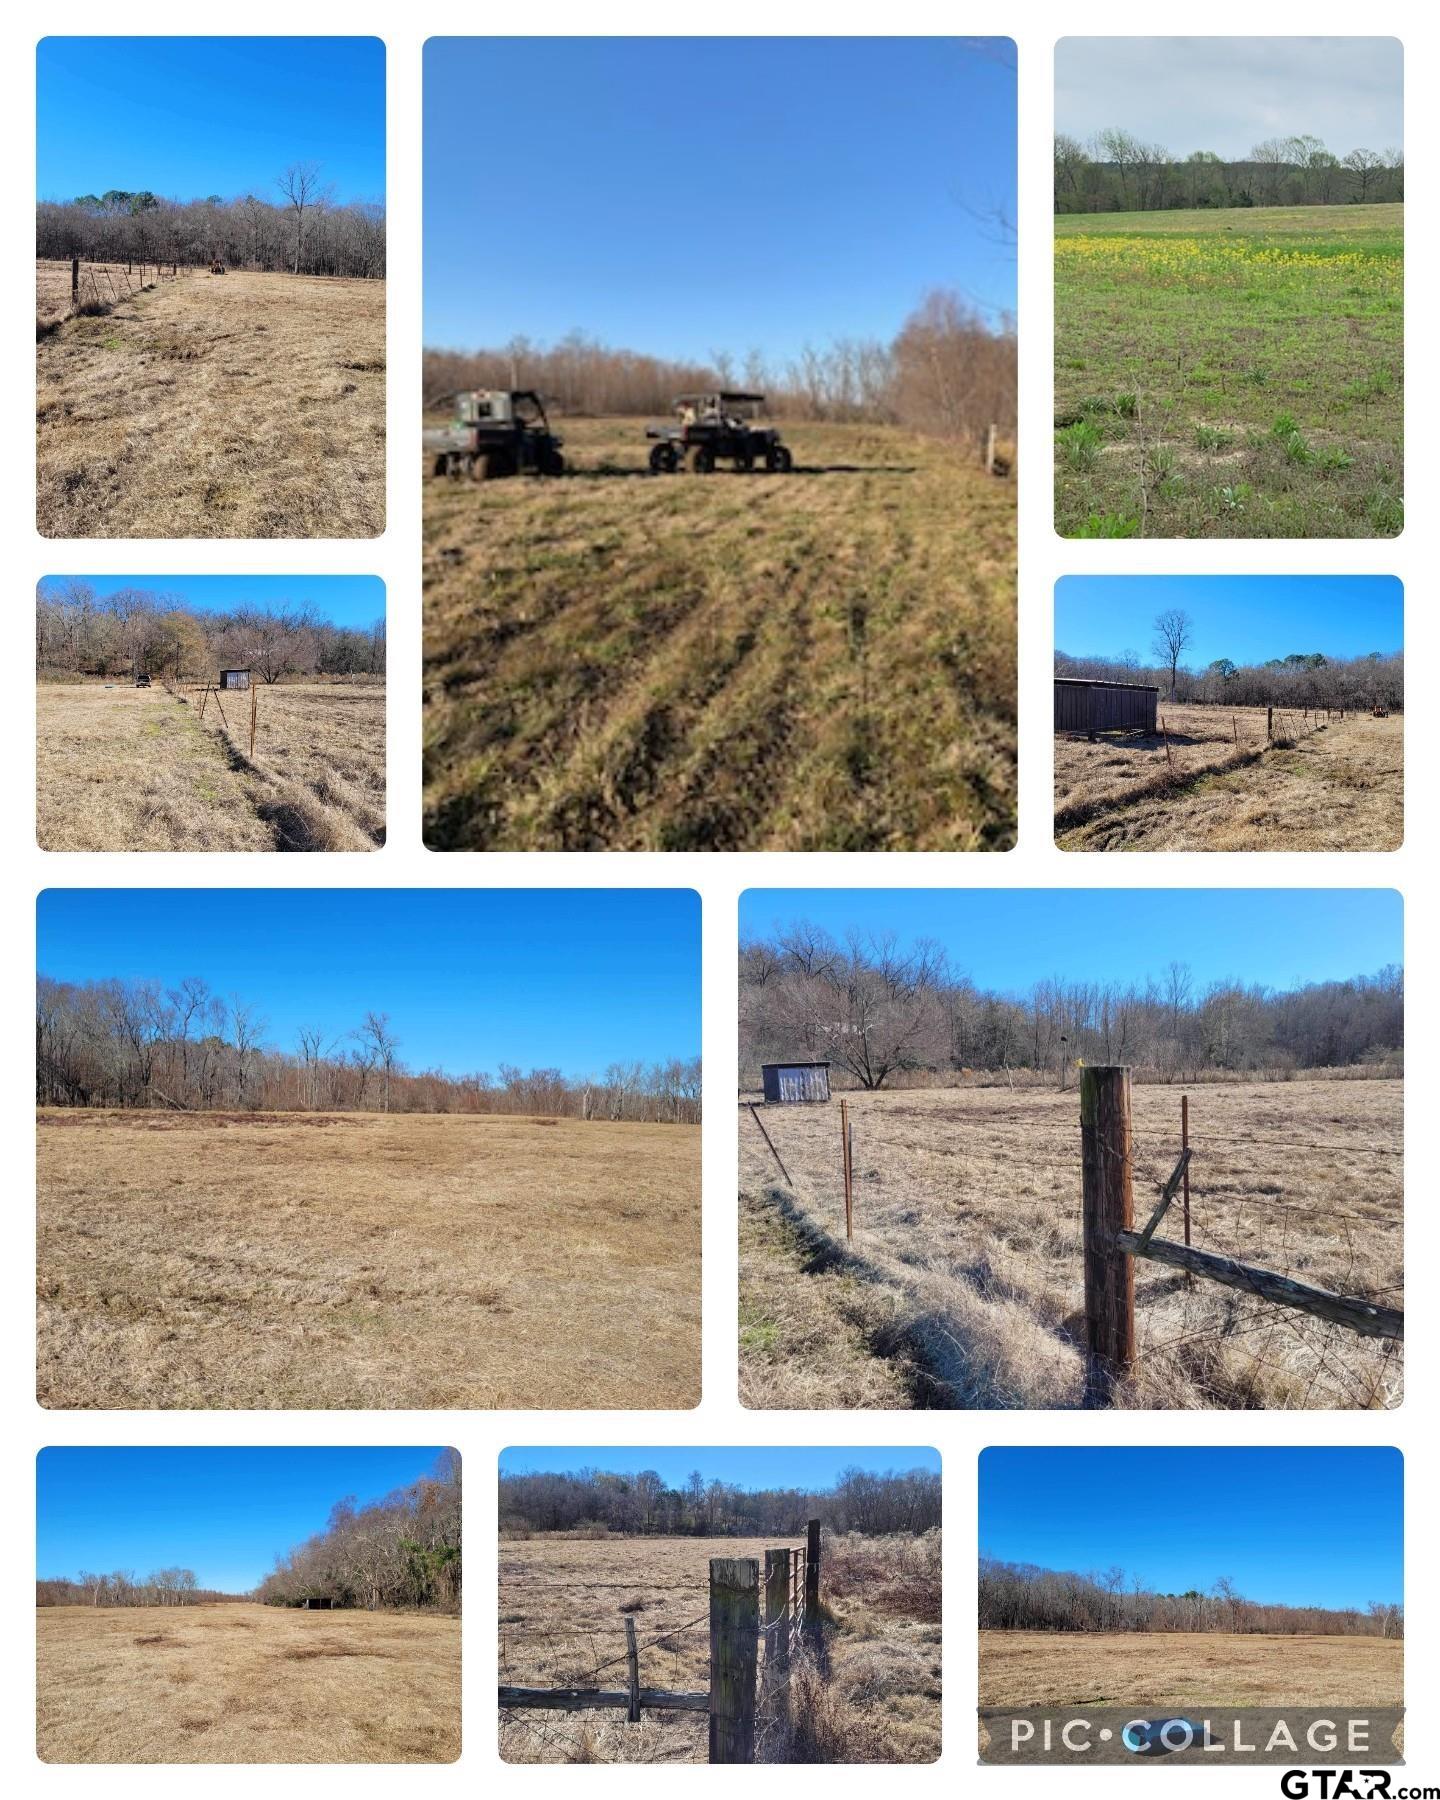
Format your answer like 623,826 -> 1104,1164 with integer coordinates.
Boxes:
37,1110 -> 700,1410
1054,706 -> 1403,852
36,270 -> 385,538
37,1604 -> 459,1764
36,683 -> 386,852
424,418 -> 1015,851
1055,204 -> 1402,538
738,1080 -> 1402,1411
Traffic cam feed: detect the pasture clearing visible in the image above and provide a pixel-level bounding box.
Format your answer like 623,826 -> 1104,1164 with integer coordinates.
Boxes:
423,417 -> 1015,851
1055,705 -> 1402,851
36,268 -> 385,537
36,1602 -> 459,1764
738,1079 -> 1402,1411
1055,205 -> 1402,538
37,1109 -> 700,1410
978,1630 -> 1402,1712
36,681 -> 385,852
499,1532 -> 940,1764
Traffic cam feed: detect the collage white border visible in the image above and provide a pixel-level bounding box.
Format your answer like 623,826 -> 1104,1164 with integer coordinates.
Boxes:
3,5 -> 1432,1793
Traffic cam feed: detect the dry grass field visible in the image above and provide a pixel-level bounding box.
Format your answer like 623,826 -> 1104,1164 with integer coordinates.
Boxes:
37,681 -> 385,852
37,1109 -> 700,1410
37,1603 -> 459,1764
1055,706 -> 1403,851
738,1079 -> 1402,1411
978,1630 -> 1402,1711
36,267 -> 385,537
423,417 -> 1015,851
499,1532 -> 940,1764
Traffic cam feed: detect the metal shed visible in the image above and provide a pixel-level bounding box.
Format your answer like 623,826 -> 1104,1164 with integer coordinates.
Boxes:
1054,677 -> 1158,737
218,668 -> 251,691
761,1061 -> 832,1104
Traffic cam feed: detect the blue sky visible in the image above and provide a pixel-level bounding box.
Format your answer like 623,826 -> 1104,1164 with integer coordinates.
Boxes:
980,1448 -> 1401,1611
739,889 -> 1401,994
500,1447 -> 940,1488
37,1447 -> 447,1594
37,38 -> 385,201
38,889 -> 700,1076
424,37 -> 1015,361
38,575 -> 384,631
1056,576 -> 1403,668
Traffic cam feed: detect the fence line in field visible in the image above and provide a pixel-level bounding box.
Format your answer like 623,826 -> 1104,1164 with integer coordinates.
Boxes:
744,1081 -> 1401,1408
42,255 -> 194,324
498,1522 -> 822,1764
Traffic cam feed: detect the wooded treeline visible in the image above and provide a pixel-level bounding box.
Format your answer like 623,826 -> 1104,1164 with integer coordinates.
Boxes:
979,1557 -> 1402,1640
37,580 -> 385,684
36,975 -> 702,1124
500,1465 -> 941,1539
37,171 -> 385,277
1055,132 -> 1403,213
37,1570 -> 238,1607
425,289 -> 1016,455
1055,647 -> 1404,713
740,924 -> 1403,1089
256,1452 -> 461,1613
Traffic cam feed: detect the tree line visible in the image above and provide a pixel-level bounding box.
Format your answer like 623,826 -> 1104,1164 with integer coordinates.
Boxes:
36,974 -> 702,1124
1056,648 -> 1403,714
500,1464 -> 941,1539
37,1569 -> 238,1607
37,164 -> 384,278
424,288 -> 1016,457
740,923 -> 1403,1089
1055,131 -> 1403,214
37,579 -> 385,685
979,1557 -> 1402,1640
256,1452 -> 461,1613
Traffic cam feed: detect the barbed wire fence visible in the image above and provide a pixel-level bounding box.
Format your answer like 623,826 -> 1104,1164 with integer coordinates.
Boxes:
498,1530 -> 822,1765
744,1074 -> 1402,1410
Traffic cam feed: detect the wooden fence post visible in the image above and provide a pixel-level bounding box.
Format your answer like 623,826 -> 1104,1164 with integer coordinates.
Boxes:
764,1548 -> 790,1682
1266,705 -> 1273,740
1080,1065 -> 1135,1407
249,679 -> 258,758
709,1558 -> 758,1765
840,1098 -> 853,1241
984,422 -> 997,475
71,256 -> 79,301
805,1518 -> 821,1645
1181,1091 -> 1193,1288
624,1616 -> 640,1724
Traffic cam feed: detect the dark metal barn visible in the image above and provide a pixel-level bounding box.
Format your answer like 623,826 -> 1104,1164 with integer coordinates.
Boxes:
1054,677 -> 1158,736
218,668 -> 251,691
761,1061 -> 832,1104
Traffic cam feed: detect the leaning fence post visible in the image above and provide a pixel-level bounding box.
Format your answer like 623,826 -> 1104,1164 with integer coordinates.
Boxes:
709,1557 -> 758,1765
805,1518 -> 821,1645
1080,1065 -> 1135,1407
624,1615 -> 640,1724
764,1548 -> 791,1682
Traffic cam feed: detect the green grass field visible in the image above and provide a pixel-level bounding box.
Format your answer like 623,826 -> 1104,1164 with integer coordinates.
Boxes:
1054,204 -> 1402,538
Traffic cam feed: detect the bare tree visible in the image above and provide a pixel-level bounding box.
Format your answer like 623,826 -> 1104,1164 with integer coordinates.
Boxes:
359,1011 -> 401,1112
277,162 -> 324,276
1151,608 -> 1192,700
